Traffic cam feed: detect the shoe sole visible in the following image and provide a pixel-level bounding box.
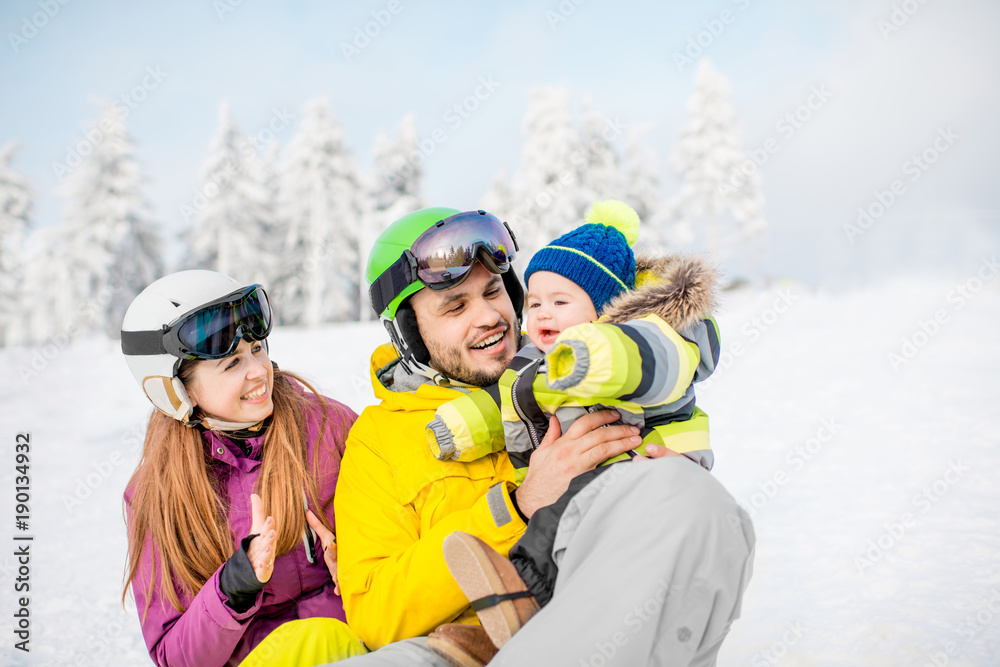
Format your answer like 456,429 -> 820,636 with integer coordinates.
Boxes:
443,532 -> 539,648
427,635 -> 487,667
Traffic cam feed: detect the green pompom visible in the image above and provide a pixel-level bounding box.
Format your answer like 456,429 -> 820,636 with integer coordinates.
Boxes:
584,200 -> 640,247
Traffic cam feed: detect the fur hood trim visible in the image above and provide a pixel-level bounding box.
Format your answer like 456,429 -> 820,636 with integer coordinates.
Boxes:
600,253 -> 718,332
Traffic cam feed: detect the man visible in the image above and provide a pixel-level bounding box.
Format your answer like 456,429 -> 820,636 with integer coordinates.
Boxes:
332,208 -> 754,666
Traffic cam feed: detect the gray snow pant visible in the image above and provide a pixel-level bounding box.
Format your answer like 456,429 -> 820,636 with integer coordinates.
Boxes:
331,456 -> 755,666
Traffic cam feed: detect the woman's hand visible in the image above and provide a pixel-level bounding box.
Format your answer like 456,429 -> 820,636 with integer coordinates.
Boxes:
247,493 -> 277,584
305,509 -> 340,595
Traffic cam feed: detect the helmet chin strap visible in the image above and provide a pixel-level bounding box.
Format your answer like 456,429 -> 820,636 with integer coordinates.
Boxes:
383,317 -> 479,389
194,415 -> 269,432
180,405 -> 268,431
405,355 -> 480,389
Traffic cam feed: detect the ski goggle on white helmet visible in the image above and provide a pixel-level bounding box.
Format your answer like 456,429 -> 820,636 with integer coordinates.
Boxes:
121,270 -> 272,423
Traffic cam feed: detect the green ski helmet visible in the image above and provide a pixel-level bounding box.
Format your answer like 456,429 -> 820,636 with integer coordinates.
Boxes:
366,207 -> 525,374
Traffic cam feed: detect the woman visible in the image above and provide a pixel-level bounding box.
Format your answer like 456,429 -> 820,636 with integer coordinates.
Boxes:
120,270 -> 366,667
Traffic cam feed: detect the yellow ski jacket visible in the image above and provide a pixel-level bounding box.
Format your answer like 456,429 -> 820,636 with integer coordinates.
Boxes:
334,344 -> 527,650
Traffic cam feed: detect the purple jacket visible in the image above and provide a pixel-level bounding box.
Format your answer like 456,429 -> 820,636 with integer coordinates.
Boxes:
126,386 -> 357,667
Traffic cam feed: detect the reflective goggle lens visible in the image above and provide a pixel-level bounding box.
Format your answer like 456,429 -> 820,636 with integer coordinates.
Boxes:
409,211 -> 517,288
175,286 -> 271,358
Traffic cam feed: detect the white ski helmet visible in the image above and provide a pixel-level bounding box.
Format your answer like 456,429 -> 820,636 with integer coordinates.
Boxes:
121,270 -> 266,423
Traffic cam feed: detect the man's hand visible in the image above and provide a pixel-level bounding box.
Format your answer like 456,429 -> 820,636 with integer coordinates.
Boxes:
306,509 -> 340,595
515,410 -> 642,519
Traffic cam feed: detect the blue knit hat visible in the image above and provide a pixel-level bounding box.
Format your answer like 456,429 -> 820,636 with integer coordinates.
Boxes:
524,200 -> 639,315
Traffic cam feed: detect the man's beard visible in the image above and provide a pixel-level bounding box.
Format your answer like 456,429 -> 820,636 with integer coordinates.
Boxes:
427,328 -> 522,386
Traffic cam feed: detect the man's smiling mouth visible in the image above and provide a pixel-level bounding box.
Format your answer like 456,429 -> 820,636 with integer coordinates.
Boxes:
471,331 -> 504,350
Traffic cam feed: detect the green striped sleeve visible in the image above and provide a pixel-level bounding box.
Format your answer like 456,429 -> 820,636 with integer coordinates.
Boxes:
426,388 -> 505,462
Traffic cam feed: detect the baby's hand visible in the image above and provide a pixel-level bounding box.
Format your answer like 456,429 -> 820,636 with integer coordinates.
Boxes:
638,443 -> 681,461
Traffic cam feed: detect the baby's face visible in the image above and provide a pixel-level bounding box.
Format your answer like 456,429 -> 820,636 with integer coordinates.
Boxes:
525,271 -> 599,353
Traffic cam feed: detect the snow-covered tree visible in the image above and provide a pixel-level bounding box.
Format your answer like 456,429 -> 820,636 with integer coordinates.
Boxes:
0,142 -> 33,346
479,167 -> 513,219
362,115 -> 426,319
624,123 -> 663,244
256,139 -> 282,287
502,86 -> 585,260
49,104 -> 163,339
575,101 -> 623,210
665,59 -> 766,258
483,87 -> 646,266
184,103 -> 272,286
370,114 -> 423,213
17,228 -> 75,344
273,99 -> 365,325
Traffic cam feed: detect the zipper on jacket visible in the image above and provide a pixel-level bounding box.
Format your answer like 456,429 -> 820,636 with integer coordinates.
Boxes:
511,363 -> 541,450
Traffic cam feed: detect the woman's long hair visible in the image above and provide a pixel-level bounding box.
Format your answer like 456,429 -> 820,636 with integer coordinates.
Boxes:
122,367 -> 349,616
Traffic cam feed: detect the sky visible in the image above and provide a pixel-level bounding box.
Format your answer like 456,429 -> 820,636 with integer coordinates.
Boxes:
1,0 -> 998,286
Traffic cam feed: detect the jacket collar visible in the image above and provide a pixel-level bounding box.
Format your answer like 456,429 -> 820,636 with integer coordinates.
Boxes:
203,428 -> 266,472
599,252 -> 718,332
370,343 -> 471,412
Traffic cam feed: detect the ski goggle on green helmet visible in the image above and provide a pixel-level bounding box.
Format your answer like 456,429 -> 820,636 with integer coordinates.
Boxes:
369,209 -> 519,318
121,284 -> 272,360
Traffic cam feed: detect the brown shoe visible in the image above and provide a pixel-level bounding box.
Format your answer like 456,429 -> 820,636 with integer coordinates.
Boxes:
442,532 -> 540,649
427,623 -> 498,667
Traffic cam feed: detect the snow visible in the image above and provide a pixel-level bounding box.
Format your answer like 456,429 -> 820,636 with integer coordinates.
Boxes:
1,273 -> 998,666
